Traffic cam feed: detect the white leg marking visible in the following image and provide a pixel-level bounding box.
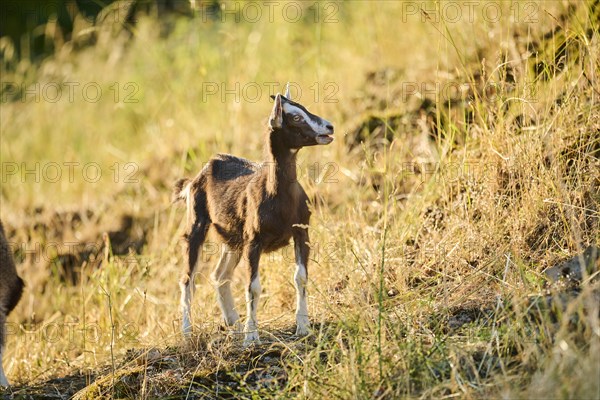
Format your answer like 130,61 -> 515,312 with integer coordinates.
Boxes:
181,232 -> 204,337
0,347 -> 8,387
212,245 -> 240,327
244,273 -> 262,346
180,279 -> 194,337
294,263 -> 310,336
294,241 -> 310,336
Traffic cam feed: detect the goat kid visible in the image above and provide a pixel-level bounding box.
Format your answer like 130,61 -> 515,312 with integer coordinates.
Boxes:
173,87 -> 334,345
0,221 -> 24,387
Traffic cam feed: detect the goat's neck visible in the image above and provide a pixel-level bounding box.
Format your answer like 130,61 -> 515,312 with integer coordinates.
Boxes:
265,129 -> 298,196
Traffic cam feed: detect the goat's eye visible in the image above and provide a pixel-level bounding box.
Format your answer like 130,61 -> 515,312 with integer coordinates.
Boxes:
292,115 -> 302,122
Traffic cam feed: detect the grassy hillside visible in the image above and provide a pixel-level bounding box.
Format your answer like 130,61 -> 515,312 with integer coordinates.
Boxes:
1,0 -> 599,398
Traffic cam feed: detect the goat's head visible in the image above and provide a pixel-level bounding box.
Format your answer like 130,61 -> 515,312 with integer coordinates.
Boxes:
269,88 -> 334,148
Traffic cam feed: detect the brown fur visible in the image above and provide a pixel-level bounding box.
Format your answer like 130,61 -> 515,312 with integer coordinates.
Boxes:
174,134 -> 312,279
174,94 -> 333,338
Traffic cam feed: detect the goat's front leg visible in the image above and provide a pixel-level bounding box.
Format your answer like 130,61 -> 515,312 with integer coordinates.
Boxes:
180,219 -> 209,337
243,240 -> 262,345
293,229 -> 310,336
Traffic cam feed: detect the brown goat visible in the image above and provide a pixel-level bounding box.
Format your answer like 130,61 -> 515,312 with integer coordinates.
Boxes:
0,221 -> 24,386
173,88 -> 334,345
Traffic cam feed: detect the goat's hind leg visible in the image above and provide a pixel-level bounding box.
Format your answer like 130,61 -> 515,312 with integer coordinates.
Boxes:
180,218 -> 210,337
212,244 -> 241,328
293,229 -> 311,336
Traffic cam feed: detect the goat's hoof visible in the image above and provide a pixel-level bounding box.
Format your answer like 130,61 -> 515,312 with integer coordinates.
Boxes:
182,327 -> 193,339
224,312 -> 240,327
243,331 -> 261,347
295,317 -> 311,336
223,321 -> 244,338
295,326 -> 311,337
243,339 -> 261,348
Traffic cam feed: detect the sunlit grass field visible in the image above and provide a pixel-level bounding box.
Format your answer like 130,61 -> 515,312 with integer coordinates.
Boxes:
1,0 -> 599,398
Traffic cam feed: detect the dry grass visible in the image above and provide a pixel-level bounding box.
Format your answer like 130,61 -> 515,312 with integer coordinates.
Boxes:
1,0 -> 599,398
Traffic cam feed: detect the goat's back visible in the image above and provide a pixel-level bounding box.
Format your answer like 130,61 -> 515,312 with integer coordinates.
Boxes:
210,154 -> 259,182
196,155 -> 260,246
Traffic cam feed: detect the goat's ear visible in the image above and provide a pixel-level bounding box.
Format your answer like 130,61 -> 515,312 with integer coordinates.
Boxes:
269,93 -> 283,129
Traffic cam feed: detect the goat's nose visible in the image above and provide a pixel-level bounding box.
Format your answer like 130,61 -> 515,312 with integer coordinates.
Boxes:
326,124 -> 334,132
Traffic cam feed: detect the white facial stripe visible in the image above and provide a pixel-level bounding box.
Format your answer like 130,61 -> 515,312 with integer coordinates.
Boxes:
283,103 -> 331,135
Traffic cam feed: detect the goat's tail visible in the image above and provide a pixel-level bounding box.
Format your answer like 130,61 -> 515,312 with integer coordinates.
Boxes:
172,178 -> 191,203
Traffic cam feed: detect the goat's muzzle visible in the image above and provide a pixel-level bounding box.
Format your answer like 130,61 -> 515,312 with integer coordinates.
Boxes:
316,134 -> 333,145
315,125 -> 334,145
